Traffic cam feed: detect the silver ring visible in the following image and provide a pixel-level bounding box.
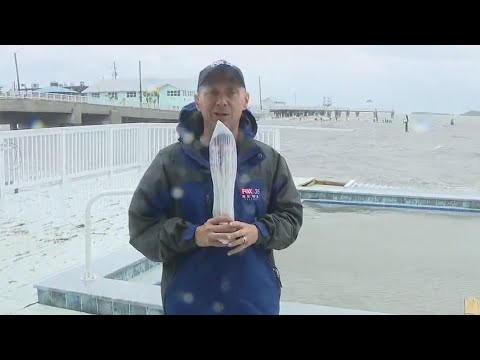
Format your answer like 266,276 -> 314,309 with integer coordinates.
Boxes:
243,236 -> 247,244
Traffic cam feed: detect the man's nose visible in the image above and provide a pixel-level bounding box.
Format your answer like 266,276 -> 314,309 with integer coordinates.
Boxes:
215,94 -> 228,106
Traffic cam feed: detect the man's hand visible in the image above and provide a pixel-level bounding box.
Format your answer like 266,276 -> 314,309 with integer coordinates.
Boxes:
225,221 -> 259,256
195,216 -> 237,248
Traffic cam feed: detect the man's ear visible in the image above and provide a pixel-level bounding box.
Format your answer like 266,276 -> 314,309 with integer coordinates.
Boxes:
194,94 -> 200,110
244,91 -> 250,110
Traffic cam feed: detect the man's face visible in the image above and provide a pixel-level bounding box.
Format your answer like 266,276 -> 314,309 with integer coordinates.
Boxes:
195,73 -> 249,135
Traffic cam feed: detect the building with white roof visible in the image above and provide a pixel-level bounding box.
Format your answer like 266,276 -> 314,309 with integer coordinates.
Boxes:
82,78 -> 197,110
261,97 -> 286,110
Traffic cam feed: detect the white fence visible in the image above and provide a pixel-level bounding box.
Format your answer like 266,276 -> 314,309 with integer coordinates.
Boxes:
0,91 -> 161,109
1,91 -> 89,103
0,124 -> 280,197
0,92 -> 275,116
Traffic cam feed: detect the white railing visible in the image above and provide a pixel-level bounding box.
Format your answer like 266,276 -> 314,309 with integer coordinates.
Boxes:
0,92 -> 279,113
83,189 -> 135,281
0,91 -> 171,110
0,91 -> 89,104
0,124 -> 280,197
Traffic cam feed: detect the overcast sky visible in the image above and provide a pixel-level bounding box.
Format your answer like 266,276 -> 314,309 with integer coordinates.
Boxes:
1,45 -> 479,114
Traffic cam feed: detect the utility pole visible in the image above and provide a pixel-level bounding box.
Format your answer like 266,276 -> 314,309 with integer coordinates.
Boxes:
14,52 -> 20,92
113,61 -> 118,79
139,60 -> 143,105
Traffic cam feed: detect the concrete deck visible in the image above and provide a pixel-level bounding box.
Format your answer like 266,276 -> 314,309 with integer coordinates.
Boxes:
293,177 -> 480,213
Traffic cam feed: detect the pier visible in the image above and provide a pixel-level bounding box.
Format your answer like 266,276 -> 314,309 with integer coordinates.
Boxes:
268,106 -> 395,120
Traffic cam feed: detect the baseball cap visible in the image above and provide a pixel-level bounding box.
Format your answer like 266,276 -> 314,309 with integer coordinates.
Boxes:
197,60 -> 246,90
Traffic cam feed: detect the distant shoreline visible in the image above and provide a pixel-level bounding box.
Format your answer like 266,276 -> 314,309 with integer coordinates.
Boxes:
411,112 -> 452,116
411,111 -> 480,116
460,111 -> 480,116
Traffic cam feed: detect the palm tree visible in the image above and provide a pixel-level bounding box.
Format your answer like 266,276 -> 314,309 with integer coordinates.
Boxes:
143,89 -> 160,108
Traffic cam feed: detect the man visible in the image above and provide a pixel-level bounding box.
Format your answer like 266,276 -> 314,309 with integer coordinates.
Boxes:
128,60 -> 303,315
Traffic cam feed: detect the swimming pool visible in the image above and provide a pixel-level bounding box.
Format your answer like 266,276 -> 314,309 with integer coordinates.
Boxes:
33,202 -> 479,315
33,244 -> 388,315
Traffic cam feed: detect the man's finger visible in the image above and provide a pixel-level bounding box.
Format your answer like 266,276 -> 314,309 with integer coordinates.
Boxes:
211,224 -> 237,234
211,240 -> 228,247
207,236 -> 228,247
229,221 -> 244,228
227,237 -> 246,248
209,232 -> 234,243
209,216 -> 234,225
227,243 -> 248,256
229,229 -> 246,240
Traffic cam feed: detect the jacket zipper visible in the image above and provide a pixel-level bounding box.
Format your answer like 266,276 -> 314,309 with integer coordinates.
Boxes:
205,193 -> 213,215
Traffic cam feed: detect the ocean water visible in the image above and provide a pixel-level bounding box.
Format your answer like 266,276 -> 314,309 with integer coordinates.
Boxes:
261,114 -> 480,314
262,113 -> 480,192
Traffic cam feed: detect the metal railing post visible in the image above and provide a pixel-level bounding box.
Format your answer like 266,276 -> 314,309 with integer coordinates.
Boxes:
82,189 -> 135,281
